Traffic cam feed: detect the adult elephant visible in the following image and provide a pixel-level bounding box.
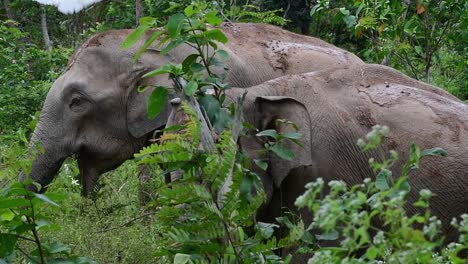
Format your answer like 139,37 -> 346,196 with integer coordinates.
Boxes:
23,23 -> 363,194
215,64 -> 466,244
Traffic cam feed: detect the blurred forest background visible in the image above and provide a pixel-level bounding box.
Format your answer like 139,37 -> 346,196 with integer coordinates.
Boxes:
0,1 -> 466,262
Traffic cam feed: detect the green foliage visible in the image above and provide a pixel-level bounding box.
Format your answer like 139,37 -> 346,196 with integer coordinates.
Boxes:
295,125 -> 467,263
0,180 -> 95,263
135,103 -> 296,263
0,22 -> 71,134
310,0 -> 467,99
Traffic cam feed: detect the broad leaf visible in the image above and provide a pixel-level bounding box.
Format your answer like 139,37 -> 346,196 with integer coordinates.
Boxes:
282,132 -> 303,140
120,18 -> 156,50
133,31 -> 164,61
143,64 -> 174,78
0,198 -> 30,208
215,50 -> 229,61
316,229 -> 339,241
0,234 -> 16,258
270,144 -> 294,161
199,95 -> 221,121
33,193 -> 59,207
421,147 -> 448,157
205,29 -> 228,44
375,169 -> 391,191
256,129 -> 278,139
254,159 -> 268,171
167,13 -> 185,38
174,253 -> 191,264
205,11 -> 222,26
147,87 -> 169,119
184,81 -> 198,96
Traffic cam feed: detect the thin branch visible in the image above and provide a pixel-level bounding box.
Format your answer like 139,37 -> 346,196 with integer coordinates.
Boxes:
94,213 -> 154,233
16,245 -> 39,264
26,195 -> 45,264
10,233 -> 37,243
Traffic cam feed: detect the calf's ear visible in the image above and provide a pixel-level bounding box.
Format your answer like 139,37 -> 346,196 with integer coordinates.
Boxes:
255,96 -> 313,188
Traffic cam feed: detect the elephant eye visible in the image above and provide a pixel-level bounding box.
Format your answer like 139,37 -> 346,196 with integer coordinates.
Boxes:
69,97 -> 82,108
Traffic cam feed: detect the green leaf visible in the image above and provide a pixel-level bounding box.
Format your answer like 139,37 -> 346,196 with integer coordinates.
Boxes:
147,87 -> 169,119
256,129 -> 278,139
120,19 -> 153,50
205,11 -> 222,26
160,39 -> 184,55
421,147 -> 448,157
204,29 -> 228,44
167,13 -> 185,38
213,108 -> 231,131
184,81 -> 198,96
143,64 -> 174,78
199,95 -> 221,121
375,169 -> 391,191
254,159 -> 268,171
256,222 -> 278,239
366,246 -> 379,259
1,210 -> 15,221
184,5 -> 195,17
215,50 -> 229,61
0,234 -> 16,258
33,193 -> 59,207
139,16 -> 156,26
182,54 -> 199,71
270,144 -> 294,161
0,198 -> 30,208
316,229 -> 339,241
282,132 -> 302,140
47,241 -> 71,254
134,31 -> 164,61
190,63 -> 204,73
174,253 -> 191,264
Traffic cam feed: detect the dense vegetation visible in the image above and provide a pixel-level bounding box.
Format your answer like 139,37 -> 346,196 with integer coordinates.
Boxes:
1,0 -> 467,263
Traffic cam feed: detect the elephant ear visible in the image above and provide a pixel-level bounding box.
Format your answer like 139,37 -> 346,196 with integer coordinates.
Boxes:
125,66 -> 172,138
255,96 -> 313,188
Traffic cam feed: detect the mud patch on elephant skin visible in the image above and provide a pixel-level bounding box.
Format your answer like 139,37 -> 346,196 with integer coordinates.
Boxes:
221,22 -> 241,35
355,107 -> 376,128
435,117 -> 461,142
260,40 -> 350,72
260,40 -> 290,72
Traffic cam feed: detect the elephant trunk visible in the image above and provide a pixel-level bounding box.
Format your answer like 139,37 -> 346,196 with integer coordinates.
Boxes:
19,120 -> 69,192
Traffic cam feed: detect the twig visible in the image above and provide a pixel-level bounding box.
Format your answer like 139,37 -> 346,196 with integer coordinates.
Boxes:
94,213 -> 154,233
16,245 -> 39,264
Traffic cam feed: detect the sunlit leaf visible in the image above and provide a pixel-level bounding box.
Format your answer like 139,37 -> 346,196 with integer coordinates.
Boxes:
147,87 -> 168,119
205,29 -> 228,44
167,13 -> 185,38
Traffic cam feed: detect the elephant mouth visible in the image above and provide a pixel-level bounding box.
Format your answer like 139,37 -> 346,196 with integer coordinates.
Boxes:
76,152 -> 128,196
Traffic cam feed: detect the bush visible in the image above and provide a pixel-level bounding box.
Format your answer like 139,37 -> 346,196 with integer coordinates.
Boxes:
0,22 -> 71,134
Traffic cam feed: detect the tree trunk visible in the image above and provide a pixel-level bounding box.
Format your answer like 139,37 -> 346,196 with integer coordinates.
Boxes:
135,0 -> 144,26
41,5 -> 52,51
3,0 -> 14,20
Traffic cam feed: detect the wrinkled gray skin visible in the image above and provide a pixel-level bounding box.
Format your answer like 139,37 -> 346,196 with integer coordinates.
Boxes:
23,23 -> 363,195
218,64 -> 467,251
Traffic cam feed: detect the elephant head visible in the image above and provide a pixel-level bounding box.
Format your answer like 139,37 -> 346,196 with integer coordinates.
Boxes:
23,39 -> 173,194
